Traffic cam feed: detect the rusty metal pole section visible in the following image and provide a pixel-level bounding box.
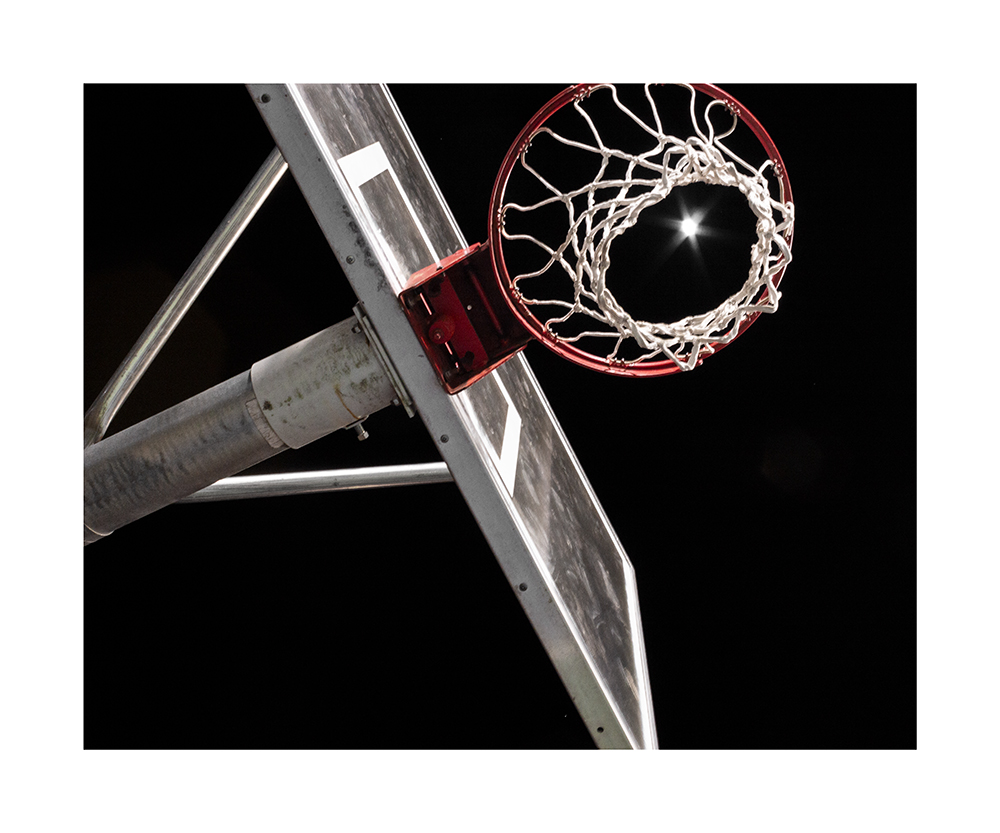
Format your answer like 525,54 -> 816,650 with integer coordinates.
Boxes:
84,317 -> 397,545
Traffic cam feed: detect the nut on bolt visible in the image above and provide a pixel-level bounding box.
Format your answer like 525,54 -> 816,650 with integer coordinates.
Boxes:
346,419 -> 369,441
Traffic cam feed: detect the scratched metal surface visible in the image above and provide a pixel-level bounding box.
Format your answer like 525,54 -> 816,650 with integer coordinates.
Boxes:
461,361 -> 649,742
253,83 -> 656,748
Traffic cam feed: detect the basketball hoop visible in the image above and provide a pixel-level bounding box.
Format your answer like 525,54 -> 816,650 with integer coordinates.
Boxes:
401,84 -> 794,391
488,83 -> 795,376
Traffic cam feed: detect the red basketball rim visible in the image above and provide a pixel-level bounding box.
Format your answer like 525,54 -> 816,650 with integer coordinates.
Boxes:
488,83 -> 794,377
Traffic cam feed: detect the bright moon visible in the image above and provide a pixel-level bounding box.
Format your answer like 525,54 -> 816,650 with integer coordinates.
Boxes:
681,218 -> 699,237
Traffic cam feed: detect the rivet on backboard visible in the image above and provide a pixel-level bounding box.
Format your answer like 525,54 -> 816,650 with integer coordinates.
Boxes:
260,93 -> 271,104
597,726 -> 604,733
346,255 -> 356,265
518,583 -> 528,592
440,434 -> 449,443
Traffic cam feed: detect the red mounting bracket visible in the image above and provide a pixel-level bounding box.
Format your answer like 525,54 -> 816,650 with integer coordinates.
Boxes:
399,242 -> 532,394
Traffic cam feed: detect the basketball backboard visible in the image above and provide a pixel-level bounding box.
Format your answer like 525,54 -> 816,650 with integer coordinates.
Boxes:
245,84 -> 657,749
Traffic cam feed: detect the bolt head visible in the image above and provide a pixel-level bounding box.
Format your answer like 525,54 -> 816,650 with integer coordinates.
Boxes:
428,315 -> 455,344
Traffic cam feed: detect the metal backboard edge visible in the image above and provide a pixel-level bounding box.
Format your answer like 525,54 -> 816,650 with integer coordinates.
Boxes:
249,84 -> 657,749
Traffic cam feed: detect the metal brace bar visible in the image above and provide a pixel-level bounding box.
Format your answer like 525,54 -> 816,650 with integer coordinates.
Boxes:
178,462 -> 453,502
84,146 -> 288,447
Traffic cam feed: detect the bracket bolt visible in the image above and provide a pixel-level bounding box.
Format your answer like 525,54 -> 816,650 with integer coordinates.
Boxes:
428,315 -> 455,345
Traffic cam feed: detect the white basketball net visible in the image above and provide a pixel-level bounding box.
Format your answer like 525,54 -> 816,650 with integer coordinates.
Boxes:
499,84 -> 795,370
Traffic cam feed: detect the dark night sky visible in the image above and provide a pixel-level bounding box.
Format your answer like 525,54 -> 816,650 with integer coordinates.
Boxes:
83,84 -> 916,750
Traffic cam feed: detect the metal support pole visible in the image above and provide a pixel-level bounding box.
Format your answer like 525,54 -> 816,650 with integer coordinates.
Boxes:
178,462 -> 453,502
83,147 -> 288,448
84,317 -> 397,545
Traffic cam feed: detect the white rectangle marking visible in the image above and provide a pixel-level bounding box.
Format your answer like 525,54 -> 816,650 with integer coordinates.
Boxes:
337,142 -> 391,189
334,140 -> 441,268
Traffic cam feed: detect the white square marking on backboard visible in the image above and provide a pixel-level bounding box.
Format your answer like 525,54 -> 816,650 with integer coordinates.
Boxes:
465,373 -> 521,498
337,142 -> 390,189
335,140 -> 441,269
495,376 -> 521,496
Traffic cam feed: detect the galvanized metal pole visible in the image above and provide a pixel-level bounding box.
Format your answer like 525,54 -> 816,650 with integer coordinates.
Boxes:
84,317 -> 397,545
83,147 -> 288,448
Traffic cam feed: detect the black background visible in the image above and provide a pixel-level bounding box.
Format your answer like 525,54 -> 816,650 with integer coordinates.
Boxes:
84,84 -> 915,750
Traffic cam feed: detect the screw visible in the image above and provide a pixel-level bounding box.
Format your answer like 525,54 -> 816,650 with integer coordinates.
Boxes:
351,323 -> 362,334
440,434 -> 449,443
346,255 -> 356,265
260,93 -> 271,104
354,423 -> 369,441
518,583 -> 528,592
